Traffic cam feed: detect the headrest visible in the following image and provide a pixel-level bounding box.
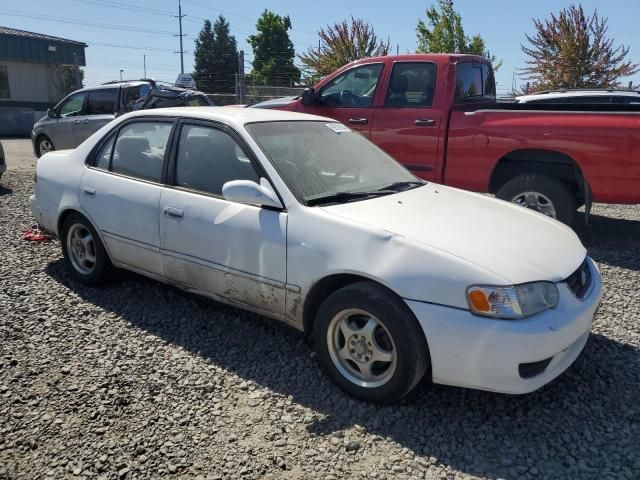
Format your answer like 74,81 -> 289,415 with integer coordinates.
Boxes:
182,135 -> 215,155
390,74 -> 408,94
116,136 -> 149,156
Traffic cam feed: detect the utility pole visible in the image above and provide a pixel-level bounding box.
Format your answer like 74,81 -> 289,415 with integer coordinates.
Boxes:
238,50 -> 246,104
396,44 -> 399,55
175,0 -> 186,74
143,54 -> 147,77
120,69 -> 123,81
73,52 -> 81,89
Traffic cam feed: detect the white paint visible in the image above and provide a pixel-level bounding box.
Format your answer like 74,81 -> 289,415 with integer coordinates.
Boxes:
30,106 -> 602,395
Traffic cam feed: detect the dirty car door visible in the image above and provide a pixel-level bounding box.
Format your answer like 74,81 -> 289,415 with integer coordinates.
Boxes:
159,121 -> 287,316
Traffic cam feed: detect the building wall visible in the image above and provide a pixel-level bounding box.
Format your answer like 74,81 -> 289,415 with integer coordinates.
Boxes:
0,61 -> 69,136
0,60 -> 66,104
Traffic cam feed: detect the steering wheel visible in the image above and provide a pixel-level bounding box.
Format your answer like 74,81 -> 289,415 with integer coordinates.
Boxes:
339,90 -> 357,107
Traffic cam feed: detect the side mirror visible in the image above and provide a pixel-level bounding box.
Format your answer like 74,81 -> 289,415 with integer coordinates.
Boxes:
300,87 -> 315,106
222,179 -> 283,209
47,108 -> 58,119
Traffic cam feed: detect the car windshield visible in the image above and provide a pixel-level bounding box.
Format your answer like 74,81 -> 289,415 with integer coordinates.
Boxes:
246,121 -> 423,205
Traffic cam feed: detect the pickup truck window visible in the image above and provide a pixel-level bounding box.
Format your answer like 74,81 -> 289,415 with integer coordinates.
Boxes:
385,62 -> 436,108
318,63 -> 383,108
455,62 -> 495,103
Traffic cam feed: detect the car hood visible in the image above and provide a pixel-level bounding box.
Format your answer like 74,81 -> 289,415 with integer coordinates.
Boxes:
321,183 -> 585,284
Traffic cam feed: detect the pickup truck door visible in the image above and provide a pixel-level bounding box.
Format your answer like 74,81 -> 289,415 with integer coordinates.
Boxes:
370,61 -> 441,181
298,63 -> 384,138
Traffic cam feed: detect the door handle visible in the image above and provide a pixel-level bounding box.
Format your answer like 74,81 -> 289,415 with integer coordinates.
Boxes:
83,119 -> 89,124
348,118 -> 368,125
82,186 -> 96,196
163,206 -> 184,220
414,119 -> 435,126
73,119 -> 81,125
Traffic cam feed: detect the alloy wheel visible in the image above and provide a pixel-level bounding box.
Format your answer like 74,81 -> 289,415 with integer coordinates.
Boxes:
326,308 -> 397,388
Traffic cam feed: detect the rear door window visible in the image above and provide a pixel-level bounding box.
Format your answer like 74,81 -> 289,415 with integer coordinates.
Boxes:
124,84 -> 152,107
110,121 -> 173,182
86,89 -> 118,114
455,62 -> 496,103
385,62 -> 436,107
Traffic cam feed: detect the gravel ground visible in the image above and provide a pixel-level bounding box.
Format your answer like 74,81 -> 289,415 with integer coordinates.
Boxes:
1,148 -> 639,479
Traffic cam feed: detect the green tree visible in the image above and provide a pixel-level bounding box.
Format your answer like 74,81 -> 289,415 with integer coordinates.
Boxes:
193,16 -> 239,93
299,17 -> 390,84
248,10 -> 300,86
63,67 -> 84,94
521,4 -> 639,90
416,0 -> 501,70
193,20 -> 217,92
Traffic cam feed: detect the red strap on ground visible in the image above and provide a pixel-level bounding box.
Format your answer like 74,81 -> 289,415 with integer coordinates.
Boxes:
21,224 -> 51,242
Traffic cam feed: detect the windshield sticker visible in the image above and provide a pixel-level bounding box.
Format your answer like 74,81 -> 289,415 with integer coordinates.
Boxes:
326,123 -> 351,133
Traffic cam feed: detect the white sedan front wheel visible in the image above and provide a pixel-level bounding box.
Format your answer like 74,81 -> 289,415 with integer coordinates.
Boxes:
314,281 -> 430,404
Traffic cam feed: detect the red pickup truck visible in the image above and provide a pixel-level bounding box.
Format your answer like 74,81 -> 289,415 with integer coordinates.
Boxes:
254,54 -> 640,226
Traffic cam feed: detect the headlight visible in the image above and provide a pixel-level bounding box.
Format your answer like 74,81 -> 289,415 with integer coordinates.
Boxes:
466,282 -> 559,319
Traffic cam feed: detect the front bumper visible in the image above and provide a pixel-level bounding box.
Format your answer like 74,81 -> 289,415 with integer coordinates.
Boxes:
406,258 -> 602,394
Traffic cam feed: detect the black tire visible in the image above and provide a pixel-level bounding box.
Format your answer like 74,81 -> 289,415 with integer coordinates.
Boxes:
495,173 -> 577,226
61,212 -> 114,285
313,281 -> 430,404
35,135 -> 55,158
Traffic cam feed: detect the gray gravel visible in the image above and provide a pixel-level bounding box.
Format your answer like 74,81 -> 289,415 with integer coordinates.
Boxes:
1,161 -> 639,480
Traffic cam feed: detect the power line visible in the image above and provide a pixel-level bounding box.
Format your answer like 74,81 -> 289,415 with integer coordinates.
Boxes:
71,0 -> 174,17
0,8 -> 176,35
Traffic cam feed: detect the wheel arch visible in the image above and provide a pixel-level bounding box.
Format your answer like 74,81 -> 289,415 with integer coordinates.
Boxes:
57,208 -> 114,263
489,148 -> 586,202
302,273 -> 424,342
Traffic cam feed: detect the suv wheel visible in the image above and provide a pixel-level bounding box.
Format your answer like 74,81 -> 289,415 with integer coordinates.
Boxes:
36,135 -> 55,158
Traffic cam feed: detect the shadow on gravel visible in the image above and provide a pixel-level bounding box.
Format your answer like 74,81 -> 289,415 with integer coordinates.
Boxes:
576,212 -> 640,271
46,258 -> 640,479
0,185 -> 13,196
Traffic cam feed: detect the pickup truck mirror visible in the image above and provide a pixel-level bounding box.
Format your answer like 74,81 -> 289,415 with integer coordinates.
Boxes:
300,87 -> 315,106
47,108 -> 58,119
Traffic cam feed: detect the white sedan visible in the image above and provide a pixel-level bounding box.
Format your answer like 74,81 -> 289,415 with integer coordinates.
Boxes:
31,107 -> 602,403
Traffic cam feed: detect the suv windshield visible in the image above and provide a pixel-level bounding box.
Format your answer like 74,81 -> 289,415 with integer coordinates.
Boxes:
246,121 -> 423,205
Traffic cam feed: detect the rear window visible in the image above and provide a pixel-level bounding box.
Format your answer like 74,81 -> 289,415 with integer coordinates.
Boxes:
455,62 -> 495,103
86,89 -> 117,114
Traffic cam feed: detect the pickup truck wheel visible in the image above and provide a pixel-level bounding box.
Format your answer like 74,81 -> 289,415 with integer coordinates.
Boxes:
61,213 -> 114,285
496,173 -> 576,226
36,135 -> 55,158
314,281 -> 430,404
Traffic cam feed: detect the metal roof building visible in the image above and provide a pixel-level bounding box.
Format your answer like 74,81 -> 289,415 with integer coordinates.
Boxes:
0,26 -> 87,135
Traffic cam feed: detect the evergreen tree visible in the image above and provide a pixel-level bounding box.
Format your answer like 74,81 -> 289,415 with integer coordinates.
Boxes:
193,20 -> 216,92
248,10 -> 300,86
210,15 -> 239,93
193,17 -> 238,93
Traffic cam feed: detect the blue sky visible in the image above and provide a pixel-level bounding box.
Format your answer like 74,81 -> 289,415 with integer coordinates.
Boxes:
3,0 -> 640,93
